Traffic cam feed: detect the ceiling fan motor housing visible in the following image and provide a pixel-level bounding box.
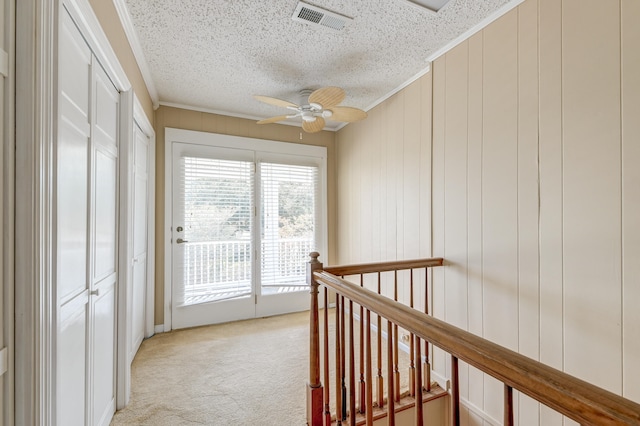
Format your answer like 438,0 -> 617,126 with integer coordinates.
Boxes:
255,86 -> 367,132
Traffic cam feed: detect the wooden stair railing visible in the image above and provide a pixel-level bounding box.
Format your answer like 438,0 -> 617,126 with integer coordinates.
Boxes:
307,252 -> 445,425
306,252 -> 640,426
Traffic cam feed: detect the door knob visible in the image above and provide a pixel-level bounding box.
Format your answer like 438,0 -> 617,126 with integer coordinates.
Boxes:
176,238 -> 189,244
90,289 -> 100,296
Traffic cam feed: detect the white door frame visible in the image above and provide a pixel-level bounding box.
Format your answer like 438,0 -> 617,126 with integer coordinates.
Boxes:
133,97 -> 156,341
15,0 -> 140,422
116,94 -> 155,409
1,0 -> 16,424
15,0 -> 57,422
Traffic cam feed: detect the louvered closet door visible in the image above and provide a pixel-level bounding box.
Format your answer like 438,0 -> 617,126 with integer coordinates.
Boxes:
171,143 -> 256,329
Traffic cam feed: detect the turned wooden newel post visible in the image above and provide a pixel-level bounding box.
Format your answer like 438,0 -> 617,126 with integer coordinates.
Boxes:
307,252 -> 323,426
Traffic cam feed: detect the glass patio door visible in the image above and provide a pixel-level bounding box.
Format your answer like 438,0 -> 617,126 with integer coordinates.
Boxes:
171,143 -> 256,328
256,157 -> 319,317
170,142 -> 322,329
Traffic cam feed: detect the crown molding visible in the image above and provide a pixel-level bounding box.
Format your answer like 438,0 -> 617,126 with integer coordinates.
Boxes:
113,0 -> 160,108
158,101 -> 338,132
343,0 -> 526,133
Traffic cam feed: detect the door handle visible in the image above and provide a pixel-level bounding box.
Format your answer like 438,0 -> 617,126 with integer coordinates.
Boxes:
176,238 -> 189,244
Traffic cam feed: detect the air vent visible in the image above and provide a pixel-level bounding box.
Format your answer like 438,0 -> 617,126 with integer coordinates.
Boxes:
292,2 -> 352,31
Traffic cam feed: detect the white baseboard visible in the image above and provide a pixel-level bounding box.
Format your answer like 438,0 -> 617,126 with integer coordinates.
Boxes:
460,397 -> 501,425
154,324 -> 165,334
430,369 -> 450,391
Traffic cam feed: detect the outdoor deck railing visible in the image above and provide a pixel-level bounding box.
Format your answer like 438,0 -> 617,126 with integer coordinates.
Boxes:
181,238 -> 314,303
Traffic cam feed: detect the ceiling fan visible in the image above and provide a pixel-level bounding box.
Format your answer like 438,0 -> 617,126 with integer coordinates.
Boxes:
254,86 -> 367,133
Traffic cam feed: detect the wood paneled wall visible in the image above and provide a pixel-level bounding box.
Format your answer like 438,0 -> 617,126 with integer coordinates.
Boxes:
336,75 -> 432,310
153,107 -> 336,325
335,0 -> 640,424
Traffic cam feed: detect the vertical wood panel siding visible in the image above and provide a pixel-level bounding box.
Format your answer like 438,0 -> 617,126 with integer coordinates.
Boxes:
516,1 -> 540,424
562,0 -> 622,398
431,57 -> 447,383
334,0 -> 640,423
466,31 -> 485,425
621,0 -> 640,404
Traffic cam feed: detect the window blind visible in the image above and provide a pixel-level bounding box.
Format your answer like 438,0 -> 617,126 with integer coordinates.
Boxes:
260,162 -> 318,290
179,156 -> 254,304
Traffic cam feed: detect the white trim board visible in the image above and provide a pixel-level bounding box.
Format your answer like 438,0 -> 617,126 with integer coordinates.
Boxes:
3,1 -> 17,425
158,101 -> 335,132
460,396 -> 502,426
117,88 -> 135,410
64,0 -> 131,92
15,0 -> 57,423
112,0 -> 159,108
131,93 -> 156,340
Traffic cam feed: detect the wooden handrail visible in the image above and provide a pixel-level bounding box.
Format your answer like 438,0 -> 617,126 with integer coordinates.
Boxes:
323,257 -> 443,276
313,270 -> 640,426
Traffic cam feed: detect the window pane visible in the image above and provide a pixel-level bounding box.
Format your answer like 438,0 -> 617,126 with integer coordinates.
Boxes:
179,156 -> 253,305
260,162 -> 318,293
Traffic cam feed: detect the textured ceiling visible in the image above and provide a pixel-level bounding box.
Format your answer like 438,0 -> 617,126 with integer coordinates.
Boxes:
123,0 -> 516,130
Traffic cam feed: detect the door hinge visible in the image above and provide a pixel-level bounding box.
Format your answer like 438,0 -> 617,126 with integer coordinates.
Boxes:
255,294 -> 257,304
0,347 -> 7,376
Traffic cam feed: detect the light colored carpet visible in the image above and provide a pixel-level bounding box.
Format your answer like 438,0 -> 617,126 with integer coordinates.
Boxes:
111,311 -> 310,425
111,309 -> 412,425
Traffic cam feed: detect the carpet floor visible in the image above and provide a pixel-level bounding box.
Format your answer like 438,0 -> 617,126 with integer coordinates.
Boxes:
111,309 -> 412,425
111,311 -> 310,425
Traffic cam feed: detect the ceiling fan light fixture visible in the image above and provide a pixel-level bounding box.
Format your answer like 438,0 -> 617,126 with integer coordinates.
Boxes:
254,86 -> 367,132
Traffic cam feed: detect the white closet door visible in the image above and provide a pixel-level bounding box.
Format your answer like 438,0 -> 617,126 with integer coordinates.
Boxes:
90,59 -> 119,426
131,123 -> 149,357
57,10 -> 92,426
57,9 -> 120,426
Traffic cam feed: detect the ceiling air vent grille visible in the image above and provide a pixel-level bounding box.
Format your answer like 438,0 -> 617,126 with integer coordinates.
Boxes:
292,2 -> 352,31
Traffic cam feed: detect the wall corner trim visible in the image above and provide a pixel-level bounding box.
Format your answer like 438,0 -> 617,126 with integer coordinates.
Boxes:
113,0 -> 160,107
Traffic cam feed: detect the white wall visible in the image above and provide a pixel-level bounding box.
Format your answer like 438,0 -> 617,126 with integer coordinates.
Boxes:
335,0 -> 640,424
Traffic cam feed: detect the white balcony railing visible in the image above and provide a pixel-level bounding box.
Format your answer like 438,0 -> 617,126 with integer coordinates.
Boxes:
182,238 -> 314,305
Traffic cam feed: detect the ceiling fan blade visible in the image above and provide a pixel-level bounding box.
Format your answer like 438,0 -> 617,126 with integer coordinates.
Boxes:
257,115 -> 289,124
308,86 -> 345,109
302,117 -> 326,133
327,106 -> 368,122
254,95 -> 299,109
